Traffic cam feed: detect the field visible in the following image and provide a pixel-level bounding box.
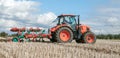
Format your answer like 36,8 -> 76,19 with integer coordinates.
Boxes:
0,39 -> 120,58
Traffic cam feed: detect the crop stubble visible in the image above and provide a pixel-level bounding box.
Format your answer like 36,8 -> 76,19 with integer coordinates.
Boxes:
0,39 -> 120,58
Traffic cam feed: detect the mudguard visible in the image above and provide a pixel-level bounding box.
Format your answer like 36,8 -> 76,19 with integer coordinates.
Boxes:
76,24 -> 90,34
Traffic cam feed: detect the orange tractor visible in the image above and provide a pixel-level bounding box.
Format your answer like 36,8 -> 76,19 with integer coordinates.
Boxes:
48,14 -> 96,43
10,14 -> 96,43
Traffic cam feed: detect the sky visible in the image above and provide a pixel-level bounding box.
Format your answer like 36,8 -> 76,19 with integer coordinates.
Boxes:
0,0 -> 120,34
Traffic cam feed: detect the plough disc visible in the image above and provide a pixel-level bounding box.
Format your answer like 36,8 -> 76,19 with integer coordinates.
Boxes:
12,38 -> 18,42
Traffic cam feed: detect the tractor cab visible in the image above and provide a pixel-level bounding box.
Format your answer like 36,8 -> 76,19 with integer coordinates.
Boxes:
56,14 -> 79,31
57,14 -> 77,25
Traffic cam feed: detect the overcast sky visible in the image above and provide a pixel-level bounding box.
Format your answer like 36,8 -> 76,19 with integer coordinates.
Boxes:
0,0 -> 120,34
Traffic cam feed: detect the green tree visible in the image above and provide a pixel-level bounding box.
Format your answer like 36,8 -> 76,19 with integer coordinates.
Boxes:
96,34 -> 120,40
0,32 -> 8,37
10,34 -> 17,37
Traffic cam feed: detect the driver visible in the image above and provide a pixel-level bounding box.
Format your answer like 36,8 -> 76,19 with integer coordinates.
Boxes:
63,16 -> 72,24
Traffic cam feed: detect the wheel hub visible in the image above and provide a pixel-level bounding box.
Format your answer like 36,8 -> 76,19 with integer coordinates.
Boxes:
60,30 -> 70,41
86,34 -> 94,43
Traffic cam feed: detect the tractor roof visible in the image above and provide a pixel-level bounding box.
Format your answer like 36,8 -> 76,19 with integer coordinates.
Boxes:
58,14 -> 76,17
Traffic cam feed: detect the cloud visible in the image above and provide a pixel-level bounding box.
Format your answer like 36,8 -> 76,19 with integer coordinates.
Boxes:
110,0 -> 120,4
83,7 -> 120,34
0,0 -> 57,33
80,0 -> 120,34
0,0 -> 38,19
0,19 -> 18,28
107,17 -> 118,23
37,12 -> 57,25
98,8 -> 120,14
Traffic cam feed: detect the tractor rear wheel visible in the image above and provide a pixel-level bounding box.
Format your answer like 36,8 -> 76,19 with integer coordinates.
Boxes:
55,27 -> 73,43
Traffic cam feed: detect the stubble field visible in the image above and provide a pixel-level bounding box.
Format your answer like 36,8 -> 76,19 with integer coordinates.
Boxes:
0,39 -> 120,58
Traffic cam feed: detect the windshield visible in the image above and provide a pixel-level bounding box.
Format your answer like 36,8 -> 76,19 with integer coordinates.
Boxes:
52,16 -> 77,25
59,16 -> 76,25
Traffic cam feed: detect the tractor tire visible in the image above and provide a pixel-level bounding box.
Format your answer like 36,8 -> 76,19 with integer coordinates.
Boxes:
76,31 -> 96,44
55,27 -> 73,43
83,31 -> 96,44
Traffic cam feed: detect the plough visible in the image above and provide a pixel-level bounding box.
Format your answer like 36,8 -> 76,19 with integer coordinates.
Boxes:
10,27 -> 50,42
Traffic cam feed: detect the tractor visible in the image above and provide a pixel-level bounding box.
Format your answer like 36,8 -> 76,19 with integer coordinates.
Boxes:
10,14 -> 96,44
48,14 -> 96,43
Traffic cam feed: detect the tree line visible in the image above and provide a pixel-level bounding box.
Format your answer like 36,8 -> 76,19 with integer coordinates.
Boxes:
96,34 -> 120,40
0,32 -> 8,37
0,32 -> 17,37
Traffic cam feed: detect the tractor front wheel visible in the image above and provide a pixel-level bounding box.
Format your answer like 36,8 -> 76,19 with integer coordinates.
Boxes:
83,31 -> 96,44
76,31 -> 96,44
